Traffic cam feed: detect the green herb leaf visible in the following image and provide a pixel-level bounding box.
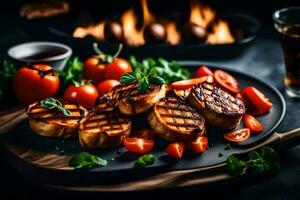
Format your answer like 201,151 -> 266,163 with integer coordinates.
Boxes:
137,78 -> 150,94
227,155 -> 247,176
120,73 -> 137,85
57,57 -> 83,90
135,154 -> 155,168
69,152 -> 107,169
40,98 -> 72,116
0,60 -> 17,106
226,146 -> 280,176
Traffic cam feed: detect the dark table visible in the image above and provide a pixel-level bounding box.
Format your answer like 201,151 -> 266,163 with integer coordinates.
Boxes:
1,16 -> 300,200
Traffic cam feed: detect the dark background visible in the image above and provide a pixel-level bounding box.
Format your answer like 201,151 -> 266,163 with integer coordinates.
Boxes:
1,0 -> 300,199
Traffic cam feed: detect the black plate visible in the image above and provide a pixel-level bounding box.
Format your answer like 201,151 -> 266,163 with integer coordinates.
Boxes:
1,62 -> 285,180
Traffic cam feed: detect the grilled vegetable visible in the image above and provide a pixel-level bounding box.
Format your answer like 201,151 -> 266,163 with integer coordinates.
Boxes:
148,97 -> 205,142
27,98 -> 87,138
187,82 -> 245,130
79,111 -> 131,148
95,83 -> 166,115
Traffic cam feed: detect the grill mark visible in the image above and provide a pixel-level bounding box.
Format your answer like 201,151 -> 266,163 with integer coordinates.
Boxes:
157,105 -> 194,112
160,113 -> 202,120
166,122 -> 199,128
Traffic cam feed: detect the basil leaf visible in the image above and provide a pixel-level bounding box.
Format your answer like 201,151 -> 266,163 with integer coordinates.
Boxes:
40,98 -> 72,116
137,78 -> 149,94
69,152 -> 107,169
135,154 -> 155,168
120,73 -> 136,84
148,75 -> 166,85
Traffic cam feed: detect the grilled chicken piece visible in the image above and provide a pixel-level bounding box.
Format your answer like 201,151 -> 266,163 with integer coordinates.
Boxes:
187,82 -> 245,130
26,99 -> 87,138
95,83 -> 166,115
79,111 -> 131,149
148,97 -> 205,142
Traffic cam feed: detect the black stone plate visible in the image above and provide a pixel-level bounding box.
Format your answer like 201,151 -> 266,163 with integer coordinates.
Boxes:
0,62 -> 286,183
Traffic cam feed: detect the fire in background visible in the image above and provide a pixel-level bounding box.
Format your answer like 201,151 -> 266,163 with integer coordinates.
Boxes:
73,0 -> 235,46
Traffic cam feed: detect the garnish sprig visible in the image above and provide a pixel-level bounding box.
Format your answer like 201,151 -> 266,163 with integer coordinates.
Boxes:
40,97 -> 72,116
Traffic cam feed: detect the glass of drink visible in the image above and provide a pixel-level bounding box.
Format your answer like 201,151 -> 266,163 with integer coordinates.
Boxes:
273,7 -> 300,98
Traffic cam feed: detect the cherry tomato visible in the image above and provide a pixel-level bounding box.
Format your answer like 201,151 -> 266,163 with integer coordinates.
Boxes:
214,70 -> 239,94
166,142 -> 185,159
171,76 -> 213,90
223,128 -> 251,143
123,138 -> 154,155
243,114 -> 263,134
187,136 -> 208,154
63,82 -> 99,109
131,129 -> 155,141
97,79 -> 120,96
194,65 -> 213,78
104,58 -> 132,80
83,57 -> 106,84
13,64 -> 60,105
240,86 -> 272,115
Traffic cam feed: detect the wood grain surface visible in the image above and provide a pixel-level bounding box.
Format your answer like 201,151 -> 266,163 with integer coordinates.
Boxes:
1,106 -> 300,192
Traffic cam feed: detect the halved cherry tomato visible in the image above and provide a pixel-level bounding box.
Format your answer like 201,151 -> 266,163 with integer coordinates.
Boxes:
243,114 -> 263,134
214,70 -> 239,94
223,128 -> 251,143
171,76 -> 213,90
83,57 -> 106,84
194,65 -> 213,78
187,136 -> 208,154
123,138 -> 154,155
104,58 -> 132,80
166,142 -> 185,158
13,64 -> 60,105
97,79 -> 120,96
63,82 -> 99,109
240,86 -> 272,115
132,129 -> 155,141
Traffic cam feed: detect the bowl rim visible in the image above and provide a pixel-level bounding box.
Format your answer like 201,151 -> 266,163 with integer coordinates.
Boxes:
7,41 -> 73,62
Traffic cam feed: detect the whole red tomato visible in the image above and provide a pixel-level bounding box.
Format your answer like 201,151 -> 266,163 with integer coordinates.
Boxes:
83,57 -> 106,84
63,81 -> 99,109
104,58 -> 132,80
97,79 -> 120,96
13,64 -> 60,105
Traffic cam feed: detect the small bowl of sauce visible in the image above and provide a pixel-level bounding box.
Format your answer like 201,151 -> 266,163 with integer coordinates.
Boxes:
8,41 -> 72,71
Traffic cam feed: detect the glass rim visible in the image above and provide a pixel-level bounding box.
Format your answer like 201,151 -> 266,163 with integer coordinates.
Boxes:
273,6 -> 300,25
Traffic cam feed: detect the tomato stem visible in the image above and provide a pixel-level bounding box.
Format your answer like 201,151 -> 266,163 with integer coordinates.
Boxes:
112,43 -> 123,59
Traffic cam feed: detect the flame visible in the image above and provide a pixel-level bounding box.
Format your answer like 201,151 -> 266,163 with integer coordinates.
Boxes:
73,22 -> 104,40
72,0 -> 235,46
207,19 -> 235,44
189,0 -> 215,28
121,8 -> 144,46
166,22 -> 181,45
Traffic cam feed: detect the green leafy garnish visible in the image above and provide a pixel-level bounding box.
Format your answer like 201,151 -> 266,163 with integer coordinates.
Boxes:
0,60 -> 17,106
57,57 -> 83,90
40,98 -> 71,116
135,154 -> 155,168
69,152 -> 107,169
226,146 -> 280,176
128,56 -> 190,84
120,66 -> 165,94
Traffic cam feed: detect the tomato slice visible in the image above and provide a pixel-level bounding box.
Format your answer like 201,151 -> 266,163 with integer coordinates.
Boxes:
214,70 -> 239,94
243,114 -> 263,134
166,142 -> 185,158
123,138 -> 154,155
240,86 -> 272,115
131,129 -> 155,141
194,65 -> 213,78
223,128 -> 251,143
187,136 -> 208,154
171,76 -> 213,90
